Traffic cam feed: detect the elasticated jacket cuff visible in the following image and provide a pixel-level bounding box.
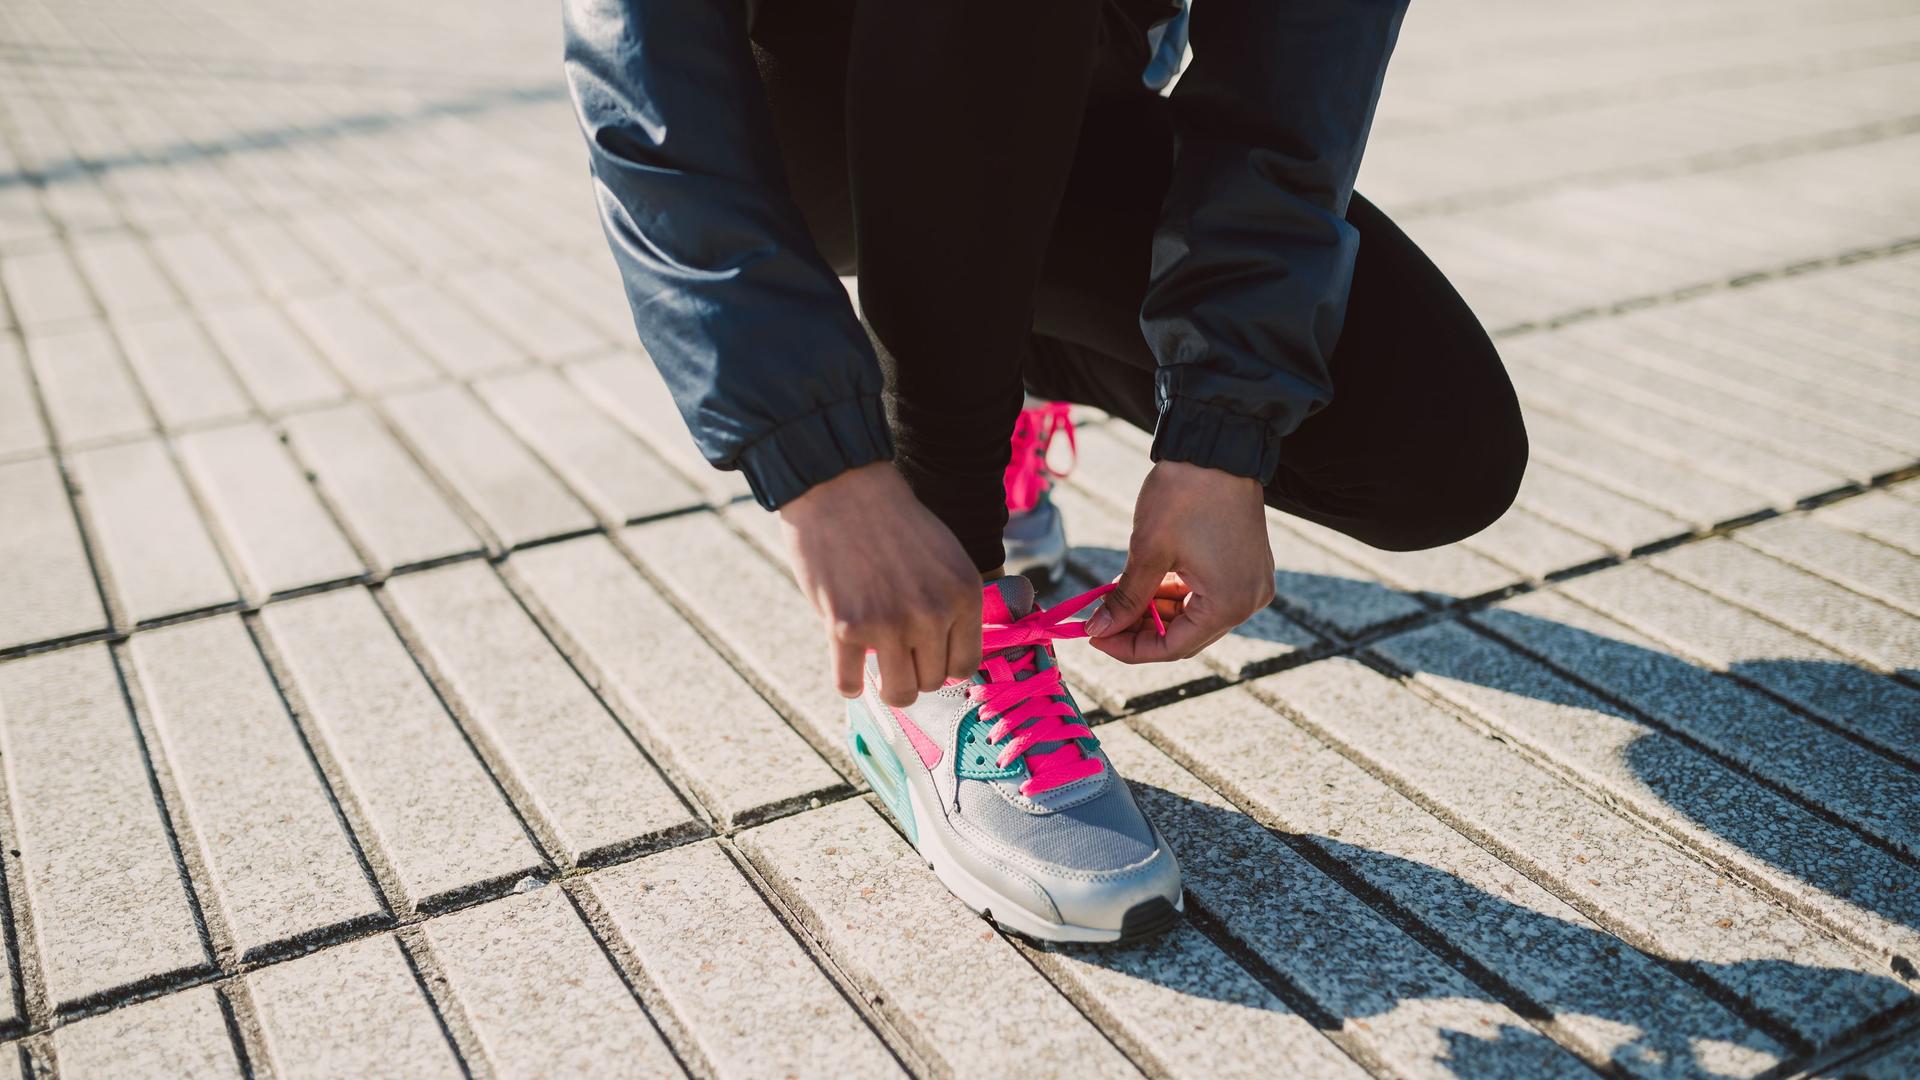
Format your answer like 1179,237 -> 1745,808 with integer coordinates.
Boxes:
1149,396 -> 1284,486
735,395 -> 896,510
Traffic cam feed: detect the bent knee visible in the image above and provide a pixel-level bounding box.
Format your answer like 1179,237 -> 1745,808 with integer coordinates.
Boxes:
1336,420 -> 1529,553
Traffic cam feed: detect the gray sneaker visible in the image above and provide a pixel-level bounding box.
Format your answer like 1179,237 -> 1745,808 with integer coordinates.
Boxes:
1002,401 -> 1074,588
845,576 -> 1183,943
1003,490 -> 1067,588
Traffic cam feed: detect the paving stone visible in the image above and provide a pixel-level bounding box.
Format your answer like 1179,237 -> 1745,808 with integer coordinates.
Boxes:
1265,651 -> 1911,1047
1840,1030 -> 1920,1080
175,420 -> 365,599
423,885 -> 682,1078
221,216 -> 335,295
250,934 -> 462,1079
1557,561 -> 1920,763
1736,514 -> 1920,616
1527,410 -> 1772,527
365,280 -> 526,378
737,799 -> 1143,1078
1507,352 -> 1850,502
25,322 -> 153,447
1818,490 -> 1920,556
129,615 -> 384,956
509,536 -> 843,829
383,561 -> 698,865
147,231 -> 256,304
1514,460 -> 1692,554
1033,921 -> 1368,1080
1101,727 -> 1581,1078
0,455 -> 107,650
1460,505 -> 1612,579
1,246 -> 96,327
381,383 -> 595,549
198,302 -> 347,414
565,354 -> 754,503
281,402 -> 481,573
70,233 -> 182,319
52,986 -> 240,1079
586,840 -> 902,1079
0,339 -> 48,459
1051,484 -> 1319,680
1285,514 -> 1524,604
70,437 -> 237,625
1654,538 -> 1920,672
260,588 -> 542,911
620,513 -> 855,776
286,210 -> 408,283
475,367 -> 701,524
114,315 -> 252,430
448,267 -> 607,361
0,646 -> 207,1010
1135,688 -> 1789,1079
284,291 -> 439,394
518,250 -> 640,341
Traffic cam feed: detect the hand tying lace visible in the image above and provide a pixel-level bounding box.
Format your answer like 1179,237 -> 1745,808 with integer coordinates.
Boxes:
973,583 -> 1163,795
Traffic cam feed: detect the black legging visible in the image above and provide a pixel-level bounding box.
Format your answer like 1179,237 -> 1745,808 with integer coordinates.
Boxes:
751,0 -> 1528,573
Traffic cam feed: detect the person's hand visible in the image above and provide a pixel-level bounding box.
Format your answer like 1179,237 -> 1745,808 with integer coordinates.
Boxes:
779,463 -> 983,707
1085,460 -> 1274,663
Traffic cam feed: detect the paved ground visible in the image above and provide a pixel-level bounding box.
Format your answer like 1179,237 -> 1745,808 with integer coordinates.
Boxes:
0,0 -> 1916,1075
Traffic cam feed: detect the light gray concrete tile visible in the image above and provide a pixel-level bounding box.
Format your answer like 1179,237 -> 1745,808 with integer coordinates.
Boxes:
1654,538 -> 1920,672
25,322 -> 153,448
1818,490 -> 1920,557
509,537 -> 842,829
1471,588 -> 1920,853
261,588 -> 542,911
53,986 -> 240,1079
114,315 -> 252,430
619,513 -> 853,777
1736,514 -> 1919,616
1557,561 -> 1920,763
384,562 -> 698,865
1034,921 -> 1369,1080
475,368 -> 701,524
564,354 -> 753,503
449,267 -> 607,361
517,250 -> 640,341
1840,1028 -> 1920,1080
250,934 -> 462,1080
1460,505 -> 1611,579
0,455 -> 106,649
1051,485 -> 1319,679
147,231 -> 256,304
423,885 -> 681,1077
1515,460 -> 1691,554
1284,515 -> 1523,604
175,420 -> 365,599
70,234 -> 181,319
0,339 -> 48,459
129,616 -> 384,957
1102,727 -> 1581,1079
281,403 -> 481,573
220,217 -> 335,295
586,840 -> 902,1079
381,383 -> 595,549
70,437 -> 237,625
1527,410 -> 1771,527
365,281 -> 525,378
198,302 -> 347,414
1269,651 -> 1910,1047
284,291 -> 439,394
1136,688 -> 1789,1079
286,210 -> 407,283
737,799 -> 1143,1078
1,246 -> 96,327
0,646 -> 207,1011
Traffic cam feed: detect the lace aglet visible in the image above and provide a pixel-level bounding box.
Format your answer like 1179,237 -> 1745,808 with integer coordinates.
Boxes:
1150,604 -> 1166,638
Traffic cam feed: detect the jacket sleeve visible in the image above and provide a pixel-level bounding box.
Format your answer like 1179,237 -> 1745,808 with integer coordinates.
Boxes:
1141,0 -> 1407,484
562,0 -> 892,509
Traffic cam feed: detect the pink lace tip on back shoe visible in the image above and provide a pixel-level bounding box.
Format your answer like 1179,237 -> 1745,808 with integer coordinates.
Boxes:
1003,400 -> 1076,589
843,576 -> 1183,944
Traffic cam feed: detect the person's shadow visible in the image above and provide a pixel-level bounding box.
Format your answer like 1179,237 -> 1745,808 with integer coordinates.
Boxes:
1042,560 -> 1919,1076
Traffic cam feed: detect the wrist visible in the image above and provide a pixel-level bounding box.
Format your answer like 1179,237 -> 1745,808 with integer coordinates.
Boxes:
778,461 -> 903,526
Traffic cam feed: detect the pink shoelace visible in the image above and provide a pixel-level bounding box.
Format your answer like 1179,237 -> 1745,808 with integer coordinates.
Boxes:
973,583 -> 1162,795
1004,401 -> 1076,514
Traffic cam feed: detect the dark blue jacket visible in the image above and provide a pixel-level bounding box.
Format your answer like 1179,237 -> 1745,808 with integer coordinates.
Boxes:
562,0 -> 1407,509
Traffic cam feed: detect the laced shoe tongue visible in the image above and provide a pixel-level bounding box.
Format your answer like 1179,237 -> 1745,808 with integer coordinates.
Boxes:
981,575 -> 1036,625
976,577 -> 1096,791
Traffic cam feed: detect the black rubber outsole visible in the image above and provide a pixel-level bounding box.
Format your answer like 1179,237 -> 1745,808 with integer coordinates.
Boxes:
982,895 -> 1182,948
